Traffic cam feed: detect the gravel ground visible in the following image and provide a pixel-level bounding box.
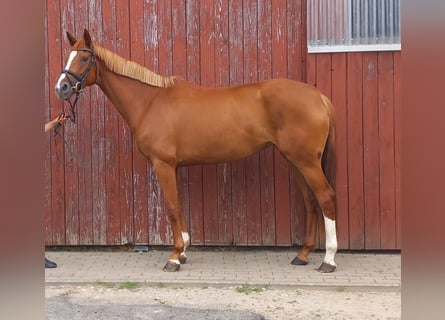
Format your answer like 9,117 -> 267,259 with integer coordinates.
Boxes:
45,284 -> 401,320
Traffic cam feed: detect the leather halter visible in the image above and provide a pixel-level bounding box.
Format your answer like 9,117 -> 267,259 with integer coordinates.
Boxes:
62,47 -> 96,94
58,47 -> 96,127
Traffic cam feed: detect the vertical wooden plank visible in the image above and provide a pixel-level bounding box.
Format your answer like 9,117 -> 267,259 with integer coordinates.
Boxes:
172,0 -> 187,80
393,51 -> 402,249
89,0 -> 107,245
289,165 -> 305,246
257,0 -> 272,82
115,0 -> 134,245
362,52 -> 381,249
243,0 -> 262,245
214,0 -> 233,245
72,0 -> 92,245
172,0 -> 191,241
286,0 -> 304,82
314,55 -> 332,114
129,0 -> 149,245
229,0 -> 247,245
202,159 -> 219,240
47,0 -> 66,245
347,52 -> 365,249
378,51 -> 397,249
147,170 -> 165,245
60,0 -> 79,245
186,0 -> 204,245
199,0 -> 219,245
75,0 -> 93,245
331,52 -> 349,249
257,0 -> 275,245
157,0 -> 173,77
76,0 -> 92,245
102,0 -> 121,244
305,52 -> 316,86
243,0 -> 258,83
272,0 -> 289,245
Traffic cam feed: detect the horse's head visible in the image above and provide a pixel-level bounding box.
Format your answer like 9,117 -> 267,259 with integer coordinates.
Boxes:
55,29 -> 97,101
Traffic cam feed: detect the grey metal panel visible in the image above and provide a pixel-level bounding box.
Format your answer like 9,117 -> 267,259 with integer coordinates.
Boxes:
308,0 -> 400,49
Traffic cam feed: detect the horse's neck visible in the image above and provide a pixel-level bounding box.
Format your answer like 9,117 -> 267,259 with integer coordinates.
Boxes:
96,64 -> 160,131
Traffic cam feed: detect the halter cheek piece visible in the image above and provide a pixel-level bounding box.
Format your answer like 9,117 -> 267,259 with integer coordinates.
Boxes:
59,48 -> 96,126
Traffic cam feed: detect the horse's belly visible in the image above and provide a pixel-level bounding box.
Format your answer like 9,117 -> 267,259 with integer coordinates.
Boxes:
176,136 -> 270,165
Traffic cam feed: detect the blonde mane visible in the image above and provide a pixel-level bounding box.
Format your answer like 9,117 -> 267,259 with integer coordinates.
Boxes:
93,44 -> 176,88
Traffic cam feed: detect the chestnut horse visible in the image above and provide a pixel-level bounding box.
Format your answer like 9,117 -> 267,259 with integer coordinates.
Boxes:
55,29 -> 338,273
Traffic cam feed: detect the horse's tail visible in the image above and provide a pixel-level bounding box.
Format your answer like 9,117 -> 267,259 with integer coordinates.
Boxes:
320,94 -> 337,190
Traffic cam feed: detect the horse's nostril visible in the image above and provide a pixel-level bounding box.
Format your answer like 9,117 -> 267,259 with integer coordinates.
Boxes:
62,83 -> 68,91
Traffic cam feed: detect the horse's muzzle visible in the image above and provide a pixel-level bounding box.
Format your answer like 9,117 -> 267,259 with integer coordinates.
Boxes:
55,80 -> 73,101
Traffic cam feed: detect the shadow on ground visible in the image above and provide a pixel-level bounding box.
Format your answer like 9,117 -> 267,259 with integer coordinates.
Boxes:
46,296 -> 265,320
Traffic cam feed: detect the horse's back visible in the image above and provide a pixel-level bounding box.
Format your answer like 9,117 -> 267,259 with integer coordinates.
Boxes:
260,78 -> 327,110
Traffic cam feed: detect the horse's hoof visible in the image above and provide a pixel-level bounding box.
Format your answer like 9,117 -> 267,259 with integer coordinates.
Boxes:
163,260 -> 180,272
179,253 -> 187,264
291,256 -> 308,265
316,262 -> 336,273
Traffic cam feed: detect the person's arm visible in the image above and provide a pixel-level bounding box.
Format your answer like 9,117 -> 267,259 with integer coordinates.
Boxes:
45,116 -> 67,133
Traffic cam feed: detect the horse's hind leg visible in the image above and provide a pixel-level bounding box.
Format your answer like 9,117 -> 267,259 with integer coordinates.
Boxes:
177,190 -> 190,264
290,167 -> 321,266
298,163 -> 338,272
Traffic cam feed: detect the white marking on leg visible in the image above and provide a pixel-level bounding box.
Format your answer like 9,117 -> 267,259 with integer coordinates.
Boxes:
180,232 -> 190,260
169,259 -> 180,265
182,232 -> 190,249
55,51 -> 78,90
323,215 -> 338,266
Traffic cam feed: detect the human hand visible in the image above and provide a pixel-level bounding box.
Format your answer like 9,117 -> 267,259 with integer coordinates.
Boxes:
57,115 -> 68,126
45,114 -> 69,132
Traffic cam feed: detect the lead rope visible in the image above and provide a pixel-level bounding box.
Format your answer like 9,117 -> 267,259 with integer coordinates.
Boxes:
53,92 -> 79,142
67,91 -> 80,124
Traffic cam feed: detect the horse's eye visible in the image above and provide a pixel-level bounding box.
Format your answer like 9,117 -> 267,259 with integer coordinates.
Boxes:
81,56 -> 88,62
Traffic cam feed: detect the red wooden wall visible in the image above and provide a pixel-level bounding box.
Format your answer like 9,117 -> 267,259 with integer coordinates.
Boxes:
44,0 -> 401,249
305,51 -> 402,250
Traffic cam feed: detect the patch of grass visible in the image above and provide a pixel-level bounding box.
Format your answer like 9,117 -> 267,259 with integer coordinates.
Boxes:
235,284 -> 263,295
118,282 -> 141,290
336,285 -> 348,292
95,281 -> 116,289
157,282 -> 165,288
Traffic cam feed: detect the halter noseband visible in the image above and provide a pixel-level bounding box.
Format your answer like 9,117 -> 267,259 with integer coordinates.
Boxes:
57,47 -> 96,128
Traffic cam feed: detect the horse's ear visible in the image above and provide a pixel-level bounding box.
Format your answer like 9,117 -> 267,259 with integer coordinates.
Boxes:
66,31 -> 77,46
83,29 -> 92,48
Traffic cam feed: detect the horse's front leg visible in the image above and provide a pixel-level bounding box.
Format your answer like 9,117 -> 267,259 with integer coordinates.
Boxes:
152,159 -> 185,272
